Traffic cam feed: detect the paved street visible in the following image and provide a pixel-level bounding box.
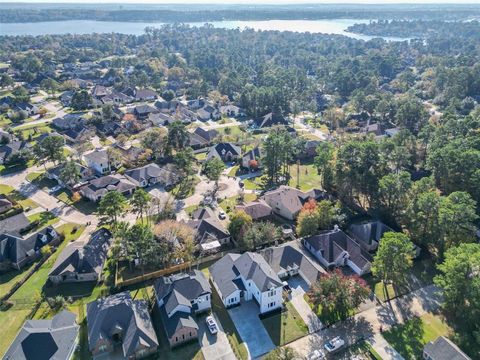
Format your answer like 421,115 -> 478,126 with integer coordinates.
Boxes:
285,284 -> 442,359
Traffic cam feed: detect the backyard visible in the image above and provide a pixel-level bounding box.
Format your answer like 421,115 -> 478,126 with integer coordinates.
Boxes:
383,313 -> 452,359
0,223 -> 85,356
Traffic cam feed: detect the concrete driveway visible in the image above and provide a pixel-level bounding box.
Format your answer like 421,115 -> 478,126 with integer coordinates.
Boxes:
288,277 -> 323,333
197,313 -> 236,360
228,301 -> 275,359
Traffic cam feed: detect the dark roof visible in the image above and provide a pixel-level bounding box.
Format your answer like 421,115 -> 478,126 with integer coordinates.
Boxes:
158,304 -> 198,339
0,213 -> 30,236
49,228 -> 111,277
80,175 -> 136,199
347,220 -> 393,246
235,200 -> 272,220
209,252 -> 283,298
261,244 -> 321,285
154,270 -> 211,316
134,104 -> 158,116
3,310 -> 79,360
124,163 -> 178,186
424,336 -> 471,360
186,218 -> 229,244
189,127 -> 218,147
0,140 -> 30,160
242,147 -> 261,163
304,229 -> 371,270
191,207 -> 214,220
86,291 -> 158,358
253,112 -> 289,128
135,88 -> 157,100
0,227 -> 58,266
207,142 -> 241,160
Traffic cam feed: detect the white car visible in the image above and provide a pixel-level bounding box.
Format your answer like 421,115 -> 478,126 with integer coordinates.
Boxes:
324,336 -> 345,353
218,210 -> 226,220
206,315 -> 218,335
307,349 -> 325,360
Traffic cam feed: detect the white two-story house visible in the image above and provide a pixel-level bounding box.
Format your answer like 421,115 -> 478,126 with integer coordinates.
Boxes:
209,252 -> 284,314
82,148 -> 120,176
154,271 -> 211,348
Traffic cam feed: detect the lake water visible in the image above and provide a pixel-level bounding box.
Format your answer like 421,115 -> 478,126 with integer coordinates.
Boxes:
0,19 -> 410,41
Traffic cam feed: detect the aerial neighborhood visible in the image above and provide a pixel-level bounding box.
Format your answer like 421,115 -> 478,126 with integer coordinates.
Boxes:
0,5 -> 479,360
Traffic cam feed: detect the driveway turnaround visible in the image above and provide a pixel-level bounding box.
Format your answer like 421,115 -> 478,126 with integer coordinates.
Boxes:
198,313 -> 236,360
228,301 -> 275,359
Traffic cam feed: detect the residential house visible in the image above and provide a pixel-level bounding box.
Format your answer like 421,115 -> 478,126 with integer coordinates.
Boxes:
303,226 -> 372,275
188,127 -> 218,149
148,112 -> 175,127
86,292 -> 158,359
125,163 -> 179,190
209,252 -> 284,314
92,84 -> 109,99
207,142 -> 241,162
134,88 -> 158,102
80,175 -> 137,202
261,244 -> 323,287
253,112 -> 289,129
347,220 -> 394,252
52,113 -> 86,131
63,127 -> 94,145
3,310 -> 79,360
219,104 -> 243,118
154,271 -> 211,348
423,336 -> 471,360
235,199 -> 273,221
102,91 -> 133,105
47,162 -> 94,188
12,103 -> 39,116
133,104 -> 158,120
0,196 -> 13,213
263,185 -> 328,221
0,227 -> 59,272
83,148 -> 120,175
190,207 -> 215,220
48,228 -> 112,284
0,213 -> 30,236
114,141 -> 144,163
303,140 -> 320,159
60,90 -> 74,107
0,140 -> 30,164
185,217 -> 230,249
197,104 -> 220,121
241,147 -> 262,169
385,127 -> 400,138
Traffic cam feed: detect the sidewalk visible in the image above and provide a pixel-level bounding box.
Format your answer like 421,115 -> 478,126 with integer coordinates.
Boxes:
284,284 -> 442,359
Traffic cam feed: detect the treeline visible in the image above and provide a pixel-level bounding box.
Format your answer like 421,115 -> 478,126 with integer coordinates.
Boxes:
348,19 -> 480,39
2,6 -> 480,23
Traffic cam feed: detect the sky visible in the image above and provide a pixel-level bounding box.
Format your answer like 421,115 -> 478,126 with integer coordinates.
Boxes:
0,0 -> 478,3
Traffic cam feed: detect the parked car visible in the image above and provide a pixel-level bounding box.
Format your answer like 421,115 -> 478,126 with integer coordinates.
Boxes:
307,349 -> 325,360
206,315 -> 218,335
218,210 -> 226,220
324,336 -> 345,353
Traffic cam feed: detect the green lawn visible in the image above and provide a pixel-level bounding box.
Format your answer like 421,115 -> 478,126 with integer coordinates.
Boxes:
0,184 -> 14,195
0,224 -> 85,357
219,193 -> 257,214
227,165 -> 239,177
27,211 -> 59,231
261,301 -> 308,346
26,171 -> 44,183
195,152 -> 207,161
56,190 -> 98,215
383,313 -> 452,359
288,163 -> 321,191
170,176 -> 201,200
0,262 -> 36,298
0,184 -> 39,210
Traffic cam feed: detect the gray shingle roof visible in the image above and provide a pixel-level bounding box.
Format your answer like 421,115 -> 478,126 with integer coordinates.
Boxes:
124,163 -> 178,186
424,336 -> 471,360
261,244 -> 321,285
304,229 -> 371,270
80,175 -> 136,199
86,292 -> 158,358
347,220 -> 393,246
3,310 -> 79,360
49,228 -> 111,277
209,252 -> 283,299
186,218 -> 229,244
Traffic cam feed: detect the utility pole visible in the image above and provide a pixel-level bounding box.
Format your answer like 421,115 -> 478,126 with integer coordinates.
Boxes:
296,159 -> 300,189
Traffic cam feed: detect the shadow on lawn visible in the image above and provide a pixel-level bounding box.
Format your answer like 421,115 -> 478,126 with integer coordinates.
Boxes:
383,316 -> 424,359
